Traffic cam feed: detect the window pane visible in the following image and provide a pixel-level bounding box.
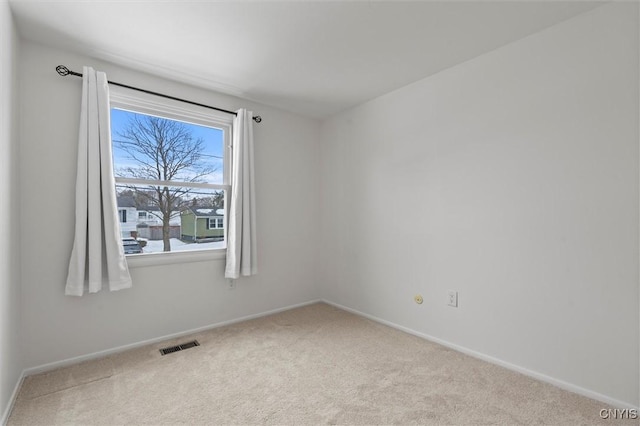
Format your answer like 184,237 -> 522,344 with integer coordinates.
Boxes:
111,108 -> 224,185
116,184 -> 225,254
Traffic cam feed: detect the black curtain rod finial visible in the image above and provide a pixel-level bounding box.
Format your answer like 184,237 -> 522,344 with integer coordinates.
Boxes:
55,65 -> 69,76
55,65 -> 262,123
56,65 -> 82,78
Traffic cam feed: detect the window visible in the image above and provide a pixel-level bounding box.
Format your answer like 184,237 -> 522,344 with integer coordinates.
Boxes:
119,209 -> 127,223
110,87 -> 232,257
207,217 -> 223,229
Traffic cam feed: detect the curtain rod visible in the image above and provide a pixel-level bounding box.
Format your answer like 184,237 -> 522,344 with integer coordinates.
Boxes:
55,65 -> 262,123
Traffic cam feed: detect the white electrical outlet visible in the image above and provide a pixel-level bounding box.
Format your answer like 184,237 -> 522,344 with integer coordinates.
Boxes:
448,291 -> 458,307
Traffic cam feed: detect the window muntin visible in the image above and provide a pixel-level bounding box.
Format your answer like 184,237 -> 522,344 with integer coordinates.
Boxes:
110,87 -> 232,256
207,217 -> 224,229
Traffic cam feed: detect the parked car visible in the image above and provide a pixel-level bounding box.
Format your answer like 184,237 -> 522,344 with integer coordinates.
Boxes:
122,238 -> 143,254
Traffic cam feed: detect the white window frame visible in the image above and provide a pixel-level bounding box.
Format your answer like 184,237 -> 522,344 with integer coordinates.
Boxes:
207,217 -> 223,229
110,86 -> 232,267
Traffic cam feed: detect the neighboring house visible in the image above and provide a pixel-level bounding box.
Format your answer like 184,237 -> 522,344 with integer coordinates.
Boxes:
136,207 -> 181,226
117,195 -> 138,238
180,207 -> 224,242
117,197 -> 182,240
135,207 -> 181,240
137,206 -> 180,240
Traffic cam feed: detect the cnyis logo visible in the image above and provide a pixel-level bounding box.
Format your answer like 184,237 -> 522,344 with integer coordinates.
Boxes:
599,408 -> 638,420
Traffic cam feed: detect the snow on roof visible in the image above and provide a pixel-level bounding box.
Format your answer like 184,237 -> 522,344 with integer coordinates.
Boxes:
187,207 -> 225,217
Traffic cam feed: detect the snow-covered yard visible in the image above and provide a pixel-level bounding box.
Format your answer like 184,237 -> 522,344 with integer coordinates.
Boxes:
142,238 -> 225,254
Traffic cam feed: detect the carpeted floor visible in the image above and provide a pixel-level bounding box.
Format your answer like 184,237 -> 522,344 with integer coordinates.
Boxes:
8,303 -> 620,425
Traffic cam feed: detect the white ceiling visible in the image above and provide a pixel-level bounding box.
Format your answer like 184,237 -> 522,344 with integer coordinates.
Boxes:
9,0 -> 602,119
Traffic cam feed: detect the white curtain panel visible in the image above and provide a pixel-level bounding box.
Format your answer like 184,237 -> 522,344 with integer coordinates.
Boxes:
225,109 -> 258,279
65,66 -> 132,296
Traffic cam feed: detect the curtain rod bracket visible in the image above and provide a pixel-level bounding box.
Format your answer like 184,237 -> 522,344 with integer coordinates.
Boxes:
55,65 -> 262,123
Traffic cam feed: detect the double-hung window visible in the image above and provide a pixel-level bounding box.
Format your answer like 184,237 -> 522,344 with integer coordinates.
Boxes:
110,87 -> 232,257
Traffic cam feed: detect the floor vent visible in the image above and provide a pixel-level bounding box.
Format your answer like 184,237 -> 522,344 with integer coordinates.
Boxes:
159,340 -> 200,356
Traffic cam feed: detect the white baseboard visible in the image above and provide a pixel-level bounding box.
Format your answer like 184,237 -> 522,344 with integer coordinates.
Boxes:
8,297 -> 636,422
3,299 -> 322,423
23,299 -> 322,377
322,299 -> 639,411
1,371 -> 24,426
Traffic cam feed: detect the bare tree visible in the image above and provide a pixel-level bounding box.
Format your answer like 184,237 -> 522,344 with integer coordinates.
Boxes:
114,115 -> 215,251
190,191 -> 224,210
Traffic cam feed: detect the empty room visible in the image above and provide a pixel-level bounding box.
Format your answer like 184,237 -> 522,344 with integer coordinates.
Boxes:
1,0 -> 638,424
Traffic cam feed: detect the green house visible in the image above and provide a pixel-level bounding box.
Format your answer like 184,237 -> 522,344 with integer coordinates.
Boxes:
180,207 -> 225,242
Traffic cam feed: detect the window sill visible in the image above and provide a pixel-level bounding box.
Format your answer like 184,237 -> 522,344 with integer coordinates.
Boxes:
125,248 -> 226,268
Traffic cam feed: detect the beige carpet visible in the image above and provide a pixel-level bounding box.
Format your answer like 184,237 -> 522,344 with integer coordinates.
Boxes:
7,303 -> 621,425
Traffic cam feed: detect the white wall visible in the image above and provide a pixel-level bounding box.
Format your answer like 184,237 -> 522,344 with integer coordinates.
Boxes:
320,3 -> 639,407
19,40 -> 321,368
0,0 -> 22,421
